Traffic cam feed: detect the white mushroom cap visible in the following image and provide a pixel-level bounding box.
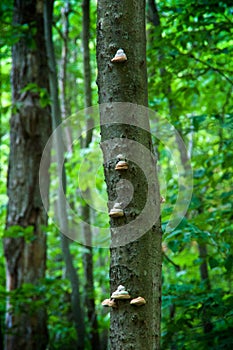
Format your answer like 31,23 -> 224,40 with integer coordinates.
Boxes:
117,285 -> 126,291
116,49 -> 124,55
113,203 -> 122,209
111,49 -> 127,62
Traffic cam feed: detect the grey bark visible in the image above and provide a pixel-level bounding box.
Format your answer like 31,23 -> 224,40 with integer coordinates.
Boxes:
4,0 -> 51,349
97,1 -> 162,349
43,1 -> 86,349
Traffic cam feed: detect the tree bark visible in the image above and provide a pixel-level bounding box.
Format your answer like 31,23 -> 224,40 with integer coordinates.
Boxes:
43,1 -> 86,349
4,0 -> 51,349
97,1 -> 162,349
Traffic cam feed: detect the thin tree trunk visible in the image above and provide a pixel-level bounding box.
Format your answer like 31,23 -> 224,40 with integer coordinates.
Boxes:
82,0 -> 94,146
198,243 -> 213,336
97,1 -> 162,349
81,0 -> 100,349
43,1 -> 86,349
58,0 -> 76,335
148,1 -> 213,343
59,0 -> 73,151
4,1 -> 51,349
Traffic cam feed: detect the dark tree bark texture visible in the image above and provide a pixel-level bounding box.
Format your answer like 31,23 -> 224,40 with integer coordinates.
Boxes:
97,1 -> 162,349
4,0 -> 51,349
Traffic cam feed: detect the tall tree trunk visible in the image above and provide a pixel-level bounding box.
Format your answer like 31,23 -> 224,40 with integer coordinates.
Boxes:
4,0 -> 51,349
43,1 -> 86,349
148,1 -> 213,344
82,0 -> 94,146
198,242 -> 213,337
97,1 -> 162,349
81,0 -> 100,349
59,0 -> 73,151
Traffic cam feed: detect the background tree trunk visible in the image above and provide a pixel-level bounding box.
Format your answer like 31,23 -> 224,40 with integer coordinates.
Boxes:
148,1 -> 214,344
59,0 -> 73,151
4,0 -> 51,349
81,0 -> 100,348
44,1 -> 86,349
97,1 -> 162,349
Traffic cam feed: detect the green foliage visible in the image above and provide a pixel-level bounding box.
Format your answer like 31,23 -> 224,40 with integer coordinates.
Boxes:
3,225 -> 36,242
21,83 -> 51,108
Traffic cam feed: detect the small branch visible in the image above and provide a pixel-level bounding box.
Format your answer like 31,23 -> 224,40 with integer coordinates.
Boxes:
189,53 -> 233,86
163,253 -> 181,272
53,22 -> 65,41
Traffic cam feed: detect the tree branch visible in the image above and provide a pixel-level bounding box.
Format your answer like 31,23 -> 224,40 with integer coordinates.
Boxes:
163,253 -> 181,272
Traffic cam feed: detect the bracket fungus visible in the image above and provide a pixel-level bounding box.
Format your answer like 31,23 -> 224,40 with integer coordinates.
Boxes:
115,160 -> 129,171
130,296 -> 146,306
160,196 -> 166,203
115,154 -> 128,170
109,203 -> 124,218
111,285 -> 131,299
111,49 -> 127,62
101,298 -> 117,308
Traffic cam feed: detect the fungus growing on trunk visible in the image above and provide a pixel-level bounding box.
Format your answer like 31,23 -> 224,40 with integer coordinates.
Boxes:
109,203 -> 124,218
111,49 -> 127,62
111,285 -> 131,299
130,297 -> 146,306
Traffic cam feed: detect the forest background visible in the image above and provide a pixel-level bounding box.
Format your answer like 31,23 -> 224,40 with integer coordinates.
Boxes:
0,0 -> 233,349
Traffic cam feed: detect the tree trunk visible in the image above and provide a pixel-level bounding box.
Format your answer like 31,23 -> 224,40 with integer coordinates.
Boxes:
148,2 -> 214,343
198,243 -> 213,337
59,0 -> 73,151
81,0 -> 100,349
43,1 -> 86,349
82,0 -> 94,146
97,1 -> 162,349
4,0 -> 51,349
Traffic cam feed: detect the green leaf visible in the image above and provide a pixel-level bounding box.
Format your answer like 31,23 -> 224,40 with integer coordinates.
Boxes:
209,257 -> 219,269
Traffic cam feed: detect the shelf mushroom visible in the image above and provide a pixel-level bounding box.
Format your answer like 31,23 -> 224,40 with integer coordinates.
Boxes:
101,298 -> 117,308
109,203 -> 124,218
111,285 -> 131,299
115,160 -> 128,171
111,49 -> 127,62
130,296 -> 146,306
